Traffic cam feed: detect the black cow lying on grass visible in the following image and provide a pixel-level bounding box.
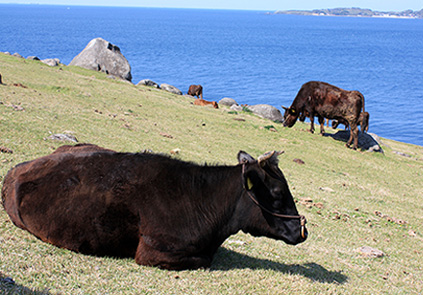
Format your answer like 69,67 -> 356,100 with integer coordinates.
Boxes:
2,144 -> 307,270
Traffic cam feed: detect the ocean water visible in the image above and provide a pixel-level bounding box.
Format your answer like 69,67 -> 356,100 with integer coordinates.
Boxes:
1,4 -> 423,146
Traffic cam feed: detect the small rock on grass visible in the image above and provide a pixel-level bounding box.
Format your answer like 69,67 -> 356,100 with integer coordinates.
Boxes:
358,246 -> 384,258
319,187 -> 335,193
45,133 -> 78,143
293,158 -> 305,165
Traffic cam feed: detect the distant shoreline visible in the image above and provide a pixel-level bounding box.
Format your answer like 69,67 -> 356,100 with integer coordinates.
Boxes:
273,7 -> 423,19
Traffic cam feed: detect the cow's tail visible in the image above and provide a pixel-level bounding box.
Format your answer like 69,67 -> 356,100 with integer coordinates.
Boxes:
359,92 -> 365,113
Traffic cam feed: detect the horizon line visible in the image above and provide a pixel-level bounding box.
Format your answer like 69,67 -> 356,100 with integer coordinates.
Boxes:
0,3 -> 421,13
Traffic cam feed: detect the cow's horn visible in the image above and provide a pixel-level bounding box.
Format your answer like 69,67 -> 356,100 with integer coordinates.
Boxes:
258,151 -> 276,165
281,106 -> 288,110
274,150 -> 285,157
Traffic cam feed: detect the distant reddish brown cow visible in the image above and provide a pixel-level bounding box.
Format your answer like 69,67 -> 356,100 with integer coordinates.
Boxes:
53,143 -> 114,154
283,81 -> 365,150
187,85 -> 203,99
194,98 -> 219,109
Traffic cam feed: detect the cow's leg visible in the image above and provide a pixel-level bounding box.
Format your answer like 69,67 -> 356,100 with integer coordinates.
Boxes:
318,116 -> 325,135
332,120 -> 339,129
135,238 -> 211,270
352,125 -> 359,149
309,116 -> 315,133
346,122 -> 359,150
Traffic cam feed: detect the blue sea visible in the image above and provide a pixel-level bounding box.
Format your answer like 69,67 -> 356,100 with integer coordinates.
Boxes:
1,4 -> 423,146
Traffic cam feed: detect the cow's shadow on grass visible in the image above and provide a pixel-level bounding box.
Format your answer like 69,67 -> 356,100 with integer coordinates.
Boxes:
211,248 -> 347,284
323,130 -> 383,152
0,273 -> 50,295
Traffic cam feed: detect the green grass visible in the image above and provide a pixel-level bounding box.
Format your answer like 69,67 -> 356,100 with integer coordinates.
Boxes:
1,53 -> 423,294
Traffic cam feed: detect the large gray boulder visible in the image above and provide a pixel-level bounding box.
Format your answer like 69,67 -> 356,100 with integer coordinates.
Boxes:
138,79 -> 160,88
12,53 -> 23,58
42,58 -> 60,67
160,83 -> 182,95
27,56 -> 40,61
219,97 -> 238,107
248,104 -> 283,122
69,38 -> 132,82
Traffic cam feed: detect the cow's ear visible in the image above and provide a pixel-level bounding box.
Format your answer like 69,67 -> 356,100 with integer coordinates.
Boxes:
238,151 -> 255,164
246,175 -> 254,190
242,169 -> 262,191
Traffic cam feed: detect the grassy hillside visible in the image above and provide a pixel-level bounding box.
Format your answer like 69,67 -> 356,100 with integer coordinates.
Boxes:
1,53 -> 422,294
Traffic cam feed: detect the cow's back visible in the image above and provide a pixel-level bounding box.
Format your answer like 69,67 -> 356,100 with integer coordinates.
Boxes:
188,85 -> 203,98
1,151 -> 140,257
310,82 -> 363,120
52,143 -> 114,154
2,144 -> 113,230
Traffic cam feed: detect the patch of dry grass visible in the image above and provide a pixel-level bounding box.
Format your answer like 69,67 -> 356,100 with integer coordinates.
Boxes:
1,53 -> 423,294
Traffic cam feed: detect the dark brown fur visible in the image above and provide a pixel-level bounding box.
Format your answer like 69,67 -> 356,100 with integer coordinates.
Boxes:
52,143 -> 115,154
187,85 -> 203,99
2,145 -> 307,270
332,111 -> 370,133
283,81 -> 365,150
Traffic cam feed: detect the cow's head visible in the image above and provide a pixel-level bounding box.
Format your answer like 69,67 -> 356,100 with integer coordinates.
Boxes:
238,151 -> 307,245
361,111 -> 370,133
282,106 -> 300,127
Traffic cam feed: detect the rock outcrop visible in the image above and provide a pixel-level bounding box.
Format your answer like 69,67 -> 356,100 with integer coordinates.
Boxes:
69,38 -> 132,82
219,97 -> 238,107
12,53 -> 23,58
230,104 -> 243,112
160,83 -> 182,95
138,79 -> 160,88
247,104 -> 283,122
42,58 -> 60,67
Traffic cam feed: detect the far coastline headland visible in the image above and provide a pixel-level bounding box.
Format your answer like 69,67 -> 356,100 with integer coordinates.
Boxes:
272,7 -> 423,19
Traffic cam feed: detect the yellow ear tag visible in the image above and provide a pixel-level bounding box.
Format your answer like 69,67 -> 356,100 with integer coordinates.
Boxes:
291,109 -> 296,114
247,177 -> 254,190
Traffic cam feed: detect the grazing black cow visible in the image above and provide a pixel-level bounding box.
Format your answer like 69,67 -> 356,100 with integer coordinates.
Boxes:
187,84 -> 203,99
282,81 -> 365,150
2,144 -> 307,270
